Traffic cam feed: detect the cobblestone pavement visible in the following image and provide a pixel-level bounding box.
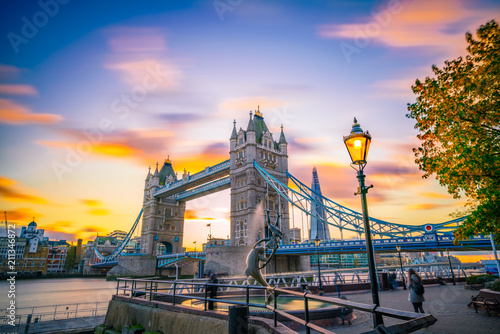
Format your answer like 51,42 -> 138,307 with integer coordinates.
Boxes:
299,283 -> 499,334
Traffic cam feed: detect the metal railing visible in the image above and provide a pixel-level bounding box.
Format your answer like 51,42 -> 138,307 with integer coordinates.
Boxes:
0,301 -> 108,333
115,278 -> 437,334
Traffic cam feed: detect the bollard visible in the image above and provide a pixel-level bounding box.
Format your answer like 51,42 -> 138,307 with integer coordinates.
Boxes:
228,305 -> 249,334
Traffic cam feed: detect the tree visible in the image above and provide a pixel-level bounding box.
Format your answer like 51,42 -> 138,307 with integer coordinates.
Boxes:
64,246 -> 76,272
406,20 -> 500,243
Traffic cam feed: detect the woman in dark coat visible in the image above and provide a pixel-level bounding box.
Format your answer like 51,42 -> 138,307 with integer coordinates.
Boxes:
408,268 -> 425,313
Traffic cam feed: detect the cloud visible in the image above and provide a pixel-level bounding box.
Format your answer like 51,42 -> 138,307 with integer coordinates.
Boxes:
404,203 -> 441,210
82,225 -> 108,233
368,78 -> 415,99
105,58 -> 182,90
184,209 -> 216,220
106,26 -> 168,53
418,192 -> 451,199
89,209 -> 110,216
218,97 -> 287,114
156,113 -> 205,124
0,98 -> 62,124
38,128 -> 175,161
317,0 -> 498,53
0,64 -> 21,79
81,199 -> 102,207
4,207 -> 42,222
0,84 -> 38,96
288,137 -> 332,152
0,176 -> 48,204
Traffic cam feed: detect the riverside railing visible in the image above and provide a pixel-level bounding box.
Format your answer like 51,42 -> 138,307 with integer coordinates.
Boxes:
0,301 -> 108,327
115,278 -> 437,334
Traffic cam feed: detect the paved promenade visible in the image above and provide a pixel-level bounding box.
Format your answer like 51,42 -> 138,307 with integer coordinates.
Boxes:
312,283 -> 499,334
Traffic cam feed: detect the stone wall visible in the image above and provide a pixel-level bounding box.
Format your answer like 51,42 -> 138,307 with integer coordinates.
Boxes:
110,255 -> 157,277
205,246 -> 252,276
104,296 -> 296,334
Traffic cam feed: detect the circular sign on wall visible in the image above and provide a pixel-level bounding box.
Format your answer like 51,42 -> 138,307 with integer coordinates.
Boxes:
424,225 -> 433,232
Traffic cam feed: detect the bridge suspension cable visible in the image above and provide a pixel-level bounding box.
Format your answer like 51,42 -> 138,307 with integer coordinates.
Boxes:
253,161 -> 465,238
94,208 -> 143,262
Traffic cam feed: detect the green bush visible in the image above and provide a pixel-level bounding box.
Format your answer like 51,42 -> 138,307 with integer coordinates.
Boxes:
466,274 -> 498,285
489,280 -> 500,292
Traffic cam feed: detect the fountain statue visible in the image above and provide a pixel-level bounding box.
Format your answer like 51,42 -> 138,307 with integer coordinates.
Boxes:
244,211 -> 283,304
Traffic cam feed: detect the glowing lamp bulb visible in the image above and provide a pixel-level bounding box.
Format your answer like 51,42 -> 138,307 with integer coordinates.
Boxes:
354,139 -> 362,148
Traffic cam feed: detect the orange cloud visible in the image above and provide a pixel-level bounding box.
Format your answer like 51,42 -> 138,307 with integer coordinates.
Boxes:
38,128 -> 175,163
404,203 -> 439,210
82,225 -> 108,233
4,208 -> 42,223
0,84 -> 38,95
0,98 -> 62,124
418,192 -> 451,199
0,176 -> 48,204
81,199 -> 102,207
89,209 -> 110,216
184,209 -> 216,220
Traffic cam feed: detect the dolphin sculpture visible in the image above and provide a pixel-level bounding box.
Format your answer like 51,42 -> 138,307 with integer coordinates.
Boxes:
244,246 -> 278,304
244,211 -> 283,305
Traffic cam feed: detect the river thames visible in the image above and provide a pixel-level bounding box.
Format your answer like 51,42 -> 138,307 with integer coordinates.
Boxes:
0,278 -> 115,310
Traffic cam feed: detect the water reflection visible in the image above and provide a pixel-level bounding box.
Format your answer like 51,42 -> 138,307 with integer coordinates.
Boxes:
0,278 -> 116,309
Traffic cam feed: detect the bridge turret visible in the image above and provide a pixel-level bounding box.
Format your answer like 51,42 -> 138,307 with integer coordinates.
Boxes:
151,162 -> 160,187
278,125 -> 288,171
230,119 -> 238,151
246,111 -> 256,144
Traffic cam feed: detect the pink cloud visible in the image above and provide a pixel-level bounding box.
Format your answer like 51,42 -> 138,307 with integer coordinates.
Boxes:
0,84 -> 38,96
106,26 -> 168,53
317,0 -> 499,54
0,99 -> 62,124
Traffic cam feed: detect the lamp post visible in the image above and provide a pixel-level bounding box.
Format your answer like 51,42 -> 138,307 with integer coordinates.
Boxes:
445,248 -> 456,285
343,118 -> 383,327
396,244 -> 406,290
314,237 -> 324,295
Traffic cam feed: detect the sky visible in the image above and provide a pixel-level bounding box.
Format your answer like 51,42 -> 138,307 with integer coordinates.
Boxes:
0,0 -> 499,261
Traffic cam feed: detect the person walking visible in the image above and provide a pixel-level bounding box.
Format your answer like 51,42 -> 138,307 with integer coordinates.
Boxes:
407,268 -> 425,313
390,272 -> 398,291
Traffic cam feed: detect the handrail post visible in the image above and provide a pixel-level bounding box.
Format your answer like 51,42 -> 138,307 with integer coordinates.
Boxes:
116,280 -> 119,296
53,305 -> 57,321
204,282 -> 208,311
246,285 -> 250,306
173,282 -> 177,305
304,293 -> 310,334
273,287 -> 277,327
149,281 -> 153,301
75,304 -> 79,319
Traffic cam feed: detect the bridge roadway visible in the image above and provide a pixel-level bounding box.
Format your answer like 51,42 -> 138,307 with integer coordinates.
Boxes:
153,160 -> 230,199
92,234 -> 493,268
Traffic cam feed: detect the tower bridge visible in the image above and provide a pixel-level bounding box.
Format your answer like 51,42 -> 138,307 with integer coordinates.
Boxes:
86,108 -> 498,277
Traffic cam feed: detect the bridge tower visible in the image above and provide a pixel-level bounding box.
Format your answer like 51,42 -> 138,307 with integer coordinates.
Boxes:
141,158 -> 186,256
229,107 -> 290,246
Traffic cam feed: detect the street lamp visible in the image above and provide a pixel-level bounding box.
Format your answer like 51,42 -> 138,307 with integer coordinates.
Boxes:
445,248 -> 456,285
314,237 -> 324,295
343,118 -> 383,327
396,244 -> 406,290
